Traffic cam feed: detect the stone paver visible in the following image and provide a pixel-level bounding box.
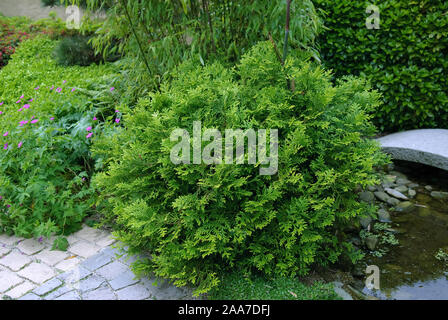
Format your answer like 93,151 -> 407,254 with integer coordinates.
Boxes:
54,256 -> 81,272
35,249 -> 69,266
69,240 -> 101,259
17,238 -> 46,255
44,285 -> 73,300
83,284 -> 116,300
4,281 -> 36,299
81,252 -> 112,271
0,234 -> 22,246
18,262 -> 56,283
78,275 -> 105,292
74,226 -> 107,243
0,246 -> 11,258
96,261 -> 129,281
109,270 -> 139,290
19,293 -> 42,300
116,283 -> 151,300
1,224 -> 196,300
0,270 -> 24,292
55,290 -> 81,300
33,278 -> 63,296
0,250 -> 32,271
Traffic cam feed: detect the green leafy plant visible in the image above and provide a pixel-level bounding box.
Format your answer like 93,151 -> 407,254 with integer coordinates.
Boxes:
208,271 -> 341,300
92,41 -> 388,295
0,37 -> 120,242
53,35 -> 101,66
314,0 -> 448,131
63,0 -> 322,100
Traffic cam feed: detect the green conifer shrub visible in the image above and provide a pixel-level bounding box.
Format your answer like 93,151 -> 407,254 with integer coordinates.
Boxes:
92,41 -> 388,295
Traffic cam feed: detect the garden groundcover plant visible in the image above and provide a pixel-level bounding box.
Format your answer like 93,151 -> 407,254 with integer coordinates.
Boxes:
0,36 -> 121,247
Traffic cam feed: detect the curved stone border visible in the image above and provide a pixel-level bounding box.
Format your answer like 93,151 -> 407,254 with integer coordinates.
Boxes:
377,129 -> 448,171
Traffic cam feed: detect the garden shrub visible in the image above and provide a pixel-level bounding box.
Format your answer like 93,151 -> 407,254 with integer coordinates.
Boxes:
0,37 -> 120,240
54,35 -> 101,66
314,0 -> 448,131
0,14 -> 73,68
92,41 -> 388,295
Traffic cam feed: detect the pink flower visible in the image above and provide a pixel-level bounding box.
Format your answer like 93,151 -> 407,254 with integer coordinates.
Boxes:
115,118 -> 120,123
56,87 -> 62,93
20,95 -> 24,99
50,85 -> 54,90
34,86 -> 39,90
86,126 -> 92,131
63,80 -> 67,84
115,110 -> 119,113
86,132 -> 93,139
23,104 -> 30,109
3,132 -> 8,137
110,87 -> 115,91
3,143 -> 8,149
0,111 -> 3,115
28,98 -> 33,102
18,141 -> 23,148
50,117 -> 54,121
71,88 -> 76,92
16,100 -> 21,104
0,102 -> 3,106
93,117 -> 97,121
18,108 -> 23,112
31,119 -> 38,124
19,120 -> 28,126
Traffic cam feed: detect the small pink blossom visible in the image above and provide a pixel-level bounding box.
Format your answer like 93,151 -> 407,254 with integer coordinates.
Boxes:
63,80 -> 67,84
115,118 -> 120,123
110,87 -> 115,91
18,108 -> 23,112
29,98 -> 33,102
86,126 -> 92,131
0,102 -> 3,106
3,143 -> 8,150
3,132 -> 8,137
56,87 -> 62,93
31,119 -> 39,124
34,86 -> 39,90
20,95 -> 24,99
16,100 -> 21,104
23,104 -> 30,109
86,132 -> 93,139
93,117 -> 97,121
18,141 -> 23,148
50,85 -> 54,90
50,117 -> 55,121
71,88 -> 76,92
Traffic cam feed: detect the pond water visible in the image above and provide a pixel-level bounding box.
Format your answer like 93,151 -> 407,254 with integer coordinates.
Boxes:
363,161 -> 448,300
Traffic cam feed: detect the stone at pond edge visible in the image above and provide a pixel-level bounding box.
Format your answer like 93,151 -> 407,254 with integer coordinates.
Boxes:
359,191 -> 375,203
394,201 -> 416,213
430,191 -> 448,200
385,188 -> 408,200
377,209 -> 391,222
365,236 -> 378,251
408,189 -> 416,198
359,216 -> 372,229
374,191 -> 390,203
425,185 -> 433,191
387,197 -> 400,206
394,185 -> 408,194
